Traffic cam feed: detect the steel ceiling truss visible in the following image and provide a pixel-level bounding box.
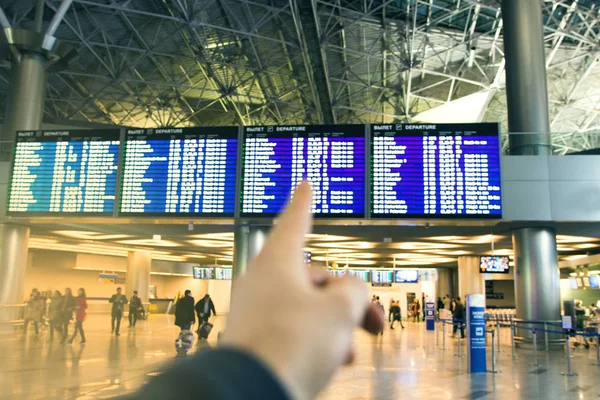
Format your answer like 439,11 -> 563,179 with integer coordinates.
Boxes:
0,0 -> 597,153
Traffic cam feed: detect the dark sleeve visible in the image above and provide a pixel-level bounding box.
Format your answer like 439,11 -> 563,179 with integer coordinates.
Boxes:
124,296 -> 128,305
210,300 -> 216,315
129,348 -> 290,400
109,295 -> 114,303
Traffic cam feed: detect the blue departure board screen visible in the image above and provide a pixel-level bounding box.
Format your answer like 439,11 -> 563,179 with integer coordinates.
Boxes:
8,130 -> 120,214
241,125 -> 366,218
371,123 -> 502,218
119,127 -> 238,216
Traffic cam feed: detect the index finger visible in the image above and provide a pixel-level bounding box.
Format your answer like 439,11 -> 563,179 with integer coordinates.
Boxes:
250,181 -> 313,278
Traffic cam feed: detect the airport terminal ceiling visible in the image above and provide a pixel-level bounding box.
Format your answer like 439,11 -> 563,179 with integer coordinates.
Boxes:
0,0 -> 599,154
22,220 -> 600,269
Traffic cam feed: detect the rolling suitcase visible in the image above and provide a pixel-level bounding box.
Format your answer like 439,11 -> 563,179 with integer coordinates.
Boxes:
198,320 -> 214,339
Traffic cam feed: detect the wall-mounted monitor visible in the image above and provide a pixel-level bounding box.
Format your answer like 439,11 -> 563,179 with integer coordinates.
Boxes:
569,278 -> 579,290
589,275 -> 599,289
192,266 -> 214,280
119,127 -> 238,216
8,130 -> 120,214
214,267 -> 232,280
241,125 -> 366,218
371,123 -> 502,218
371,270 -> 394,284
348,269 -> 370,282
479,256 -> 510,274
394,269 -> 419,283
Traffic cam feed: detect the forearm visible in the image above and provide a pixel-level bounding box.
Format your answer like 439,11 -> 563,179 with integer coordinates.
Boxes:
132,348 -> 290,400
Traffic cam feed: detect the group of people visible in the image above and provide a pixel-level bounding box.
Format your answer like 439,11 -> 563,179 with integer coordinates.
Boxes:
24,287 -> 87,344
108,287 -> 144,336
173,290 -> 217,334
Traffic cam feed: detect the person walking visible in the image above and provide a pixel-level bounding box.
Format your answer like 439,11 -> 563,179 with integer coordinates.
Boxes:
67,288 -> 87,344
109,287 -> 128,336
452,297 -> 465,339
128,291 -> 143,328
390,301 -> 404,329
437,297 -> 444,312
175,290 -> 195,331
24,289 -> 45,335
60,288 -> 76,343
443,295 -> 450,311
195,294 -> 216,326
388,298 -> 395,322
48,290 -> 63,342
412,300 -> 420,322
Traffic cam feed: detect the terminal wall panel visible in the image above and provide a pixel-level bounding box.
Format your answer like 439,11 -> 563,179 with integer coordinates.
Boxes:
500,155 -> 549,181
548,155 -> 600,181
549,180 -> 600,221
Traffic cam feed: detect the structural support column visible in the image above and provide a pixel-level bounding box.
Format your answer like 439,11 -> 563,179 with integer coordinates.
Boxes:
0,224 -> 30,322
125,250 -> 151,304
501,0 -> 552,155
457,256 -> 485,299
512,228 -> 560,321
436,268 -> 453,301
502,0 -> 561,326
233,225 -> 269,278
2,52 -> 47,154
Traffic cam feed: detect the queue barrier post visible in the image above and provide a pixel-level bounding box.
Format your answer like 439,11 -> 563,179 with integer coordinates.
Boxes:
442,320 -> 447,351
455,322 -> 464,358
531,328 -> 540,367
510,319 -> 517,359
436,320 -> 440,346
489,330 -> 500,373
561,333 -> 577,376
496,316 -> 501,354
544,322 -> 549,352
593,334 -> 600,367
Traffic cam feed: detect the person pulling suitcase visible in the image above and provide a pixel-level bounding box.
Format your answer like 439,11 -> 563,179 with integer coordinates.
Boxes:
195,294 -> 216,338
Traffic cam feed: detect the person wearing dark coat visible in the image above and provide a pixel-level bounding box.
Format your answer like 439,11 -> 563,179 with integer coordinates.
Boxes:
175,290 -> 195,331
452,297 -> 465,339
195,294 -> 217,324
128,291 -> 144,327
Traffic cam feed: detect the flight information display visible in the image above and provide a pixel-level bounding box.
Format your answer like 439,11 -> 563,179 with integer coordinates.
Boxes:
119,127 -> 238,216
371,123 -> 502,218
8,130 -> 120,214
372,270 -> 394,284
241,125 -> 366,218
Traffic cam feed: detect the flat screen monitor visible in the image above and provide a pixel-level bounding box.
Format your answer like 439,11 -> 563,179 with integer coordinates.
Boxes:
192,266 -> 214,280
569,278 -> 579,290
119,127 -> 238,216
370,123 -> 502,218
589,275 -> 599,289
394,269 -> 419,283
8,130 -> 120,214
241,125 -> 366,218
214,267 -> 232,280
479,256 -> 510,274
371,270 -> 394,284
348,270 -> 370,282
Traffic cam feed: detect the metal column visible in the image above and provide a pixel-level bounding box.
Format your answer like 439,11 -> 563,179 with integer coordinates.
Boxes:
233,225 -> 269,278
501,0 -> 552,155
502,1 -> 562,337
457,256 -> 485,299
0,224 -> 30,323
125,250 -> 152,303
2,52 -> 47,159
512,228 -> 560,322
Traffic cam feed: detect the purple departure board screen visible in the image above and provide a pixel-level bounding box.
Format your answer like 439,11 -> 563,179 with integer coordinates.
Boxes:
241,125 -> 366,218
371,123 -> 502,218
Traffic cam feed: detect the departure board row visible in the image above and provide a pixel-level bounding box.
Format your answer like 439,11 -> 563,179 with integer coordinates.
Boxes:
7,123 -> 503,219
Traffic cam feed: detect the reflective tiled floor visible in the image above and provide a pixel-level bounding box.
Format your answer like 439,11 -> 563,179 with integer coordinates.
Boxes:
0,316 -> 598,399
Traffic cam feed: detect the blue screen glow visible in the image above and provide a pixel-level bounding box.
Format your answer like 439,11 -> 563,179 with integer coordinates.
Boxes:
119,127 -> 238,216
8,130 -> 120,214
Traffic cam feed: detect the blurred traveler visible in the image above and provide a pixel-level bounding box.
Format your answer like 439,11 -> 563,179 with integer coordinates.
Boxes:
67,288 -> 87,344
175,290 -> 195,331
390,301 -> 404,329
130,181 -> 384,400
48,290 -> 63,341
60,288 -> 76,343
421,294 -> 426,322
437,297 -> 444,312
109,287 -> 128,336
388,298 -> 395,322
412,300 -> 420,322
24,289 -> 45,335
450,297 -> 456,313
443,295 -> 450,310
371,295 -> 377,303
128,291 -> 143,328
195,294 -> 216,325
452,297 -> 465,339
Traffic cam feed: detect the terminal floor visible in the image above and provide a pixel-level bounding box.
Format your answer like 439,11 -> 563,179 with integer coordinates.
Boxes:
0,316 -> 598,400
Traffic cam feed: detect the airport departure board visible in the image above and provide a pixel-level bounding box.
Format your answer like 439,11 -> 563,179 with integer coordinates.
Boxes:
241,125 -> 366,218
8,130 -> 120,214
119,127 -> 238,216
371,123 -> 502,218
